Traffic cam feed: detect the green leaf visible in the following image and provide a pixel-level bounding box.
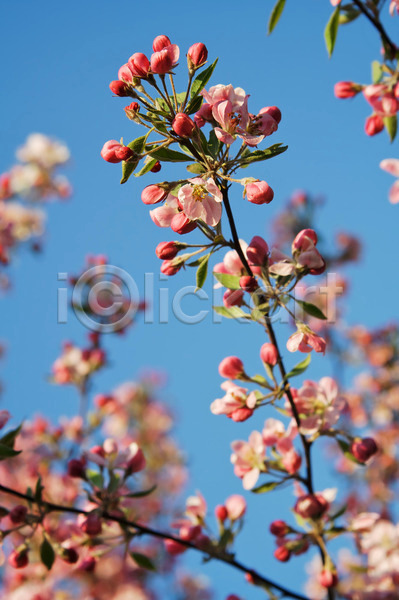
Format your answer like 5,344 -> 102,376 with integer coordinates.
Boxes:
147,147 -> 193,162
126,484 -> 157,498
324,6 -> 340,58
296,300 -> 327,320
371,60 -> 383,84
208,129 -> 221,158
213,272 -> 241,290
284,354 -> 311,379
0,444 -> 21,460
329,504 -> 347,521
213,305 -> 250,320
187,163 -> 207,174
185,94 -> 203,115
120,158 -> 139,184
40,538 -> 55,570
121,133 -> 152,184
268,0 -> 286,35
108,471 -> 121,493
190,58 -> 218,98
87,470 -> 104,489
134,158 -> 158,177
239,144 -> 288,168
252,481 -> 281,494
338,7 -> 360,25
250,374 -> 269,387
196,254 -> 210,290
131,552 -> 156,571
34,477 -> 44,503
0,424 -> 22,448
384,115 -> 397,143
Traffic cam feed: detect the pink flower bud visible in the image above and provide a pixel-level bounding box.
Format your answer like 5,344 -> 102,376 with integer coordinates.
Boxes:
350,437 -> 378,463
187,43 -> 208,67
124,102 -> 140,120
161,260 -> 181,276
101,141 -> 134,164
292,228 -> 318,250
60,547 -> 79,564
150,161 -> 161,173
319,569 -> 338,588
226,596 -> 242,600
246,181 -> 274,205
260,106 -> 281,124
118,63 -> 134,83
365,114 -> 384,136
274,546 -> 291,562
170,212 -> 197,235
109,80 -> 130,97
126,447 -> 146,473
128,53 -> 150,78
151,44 -> 179,75
101,140 -> 123,164
231,407 -> 254,422
164,538 -> 187,555
67,459 -> 86,478
225,494 -> 246,520
81,513 -> 102,536
9,549 -> 29,569
215,504 -> 228,521
9,505 -> 28,524
260,343 -> 278,366
223,288 -> 245,308
153,35 -> 171,52
395,82 -> 399,100
156,241 -> 181,259
382,92 -> 399,116
239,276 -> 258,292
269,520 -> 289,537
141,185 -> 168,205
172,113 -> 196,138
114,146 -> 135,161
294,494 -> 327,519
247,236 -> 269,266
218,356 -> 244,379
79,556 -> 96,572
194,103 -> 213,127
334,81 -> 361,98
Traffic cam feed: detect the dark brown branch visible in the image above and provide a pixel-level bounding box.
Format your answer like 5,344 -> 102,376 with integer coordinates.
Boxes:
0,483 -> 309,600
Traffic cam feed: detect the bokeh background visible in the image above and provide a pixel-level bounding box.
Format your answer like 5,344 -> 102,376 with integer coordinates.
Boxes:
1,1 -> 398,597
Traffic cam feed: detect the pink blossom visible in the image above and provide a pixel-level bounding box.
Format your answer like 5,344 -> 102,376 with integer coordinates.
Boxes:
185,491 -> 207,523
380,158 -> 399,204
287,377 -> 345,435
152,35 -> 171,52
177,177 -> 222,226
187,43 -> 208,67
211,381 -> 256,420
390,0 -> 399,15
224,494 -> 246,520
231,431 -> 266,489
218,356 -> 244,379
201,84 -> 246,111
286,327 -> 327,355
150,194 -> 179,226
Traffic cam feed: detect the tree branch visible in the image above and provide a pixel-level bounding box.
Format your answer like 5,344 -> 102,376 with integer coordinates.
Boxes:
0,482 -> 309,600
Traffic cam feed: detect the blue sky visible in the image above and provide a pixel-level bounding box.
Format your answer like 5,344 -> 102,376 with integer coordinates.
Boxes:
1,1 -> 398,598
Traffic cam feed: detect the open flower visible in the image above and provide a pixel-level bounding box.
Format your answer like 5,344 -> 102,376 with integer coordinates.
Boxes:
287,325 -> 327,355
177,177 -> 222,226
286,377 -> 345,435
231,431 -> 266,489
211,381 -> 257,421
